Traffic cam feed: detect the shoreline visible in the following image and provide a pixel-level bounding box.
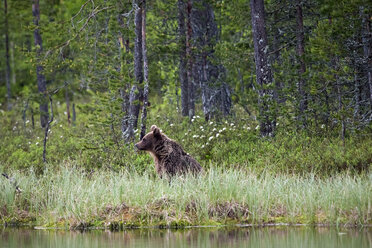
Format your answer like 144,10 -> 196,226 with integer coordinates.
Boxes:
2,221 -> 372,231
2,212 -> 372,230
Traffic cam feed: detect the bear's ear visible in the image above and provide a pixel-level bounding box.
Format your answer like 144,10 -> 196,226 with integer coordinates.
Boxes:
151,125 -> 158,131
152,126 -> 161,139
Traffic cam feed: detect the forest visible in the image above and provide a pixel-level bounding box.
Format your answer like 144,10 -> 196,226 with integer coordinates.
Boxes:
0,0 -> 371,229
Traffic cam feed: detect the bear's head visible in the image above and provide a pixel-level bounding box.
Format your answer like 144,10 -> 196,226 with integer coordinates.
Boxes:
134,125 -> 162,151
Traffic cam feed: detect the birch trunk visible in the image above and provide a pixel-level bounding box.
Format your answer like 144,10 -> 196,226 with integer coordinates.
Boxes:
125,1 -> 143,141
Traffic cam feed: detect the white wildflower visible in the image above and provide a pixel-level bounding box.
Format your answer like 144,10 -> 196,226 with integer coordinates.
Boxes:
200,126 -> 203,129
196,115 -> 200,118
209,121 -> 213,125
212,128 -> 217,132
28,142 -> 31,145
219,129 -> 223,133
36,142 -> 39,145
276,122 -> 279,126
60,124 -> 63,128
170,123 -> 174,127
60,136 -> 63,138
192,135 -> 199,138
64,112 -> 67,115
206,142 -> 209,145
321,124 -> 325,129
256,125 -> 260,130
26,120 -> 30,124
216,133 -> 220,138
247,126 -> 251,130
13,126 -> 16,131
208,136 -> 213,141
222,127 -> 226,131
230,123 -> 234,126
201,145 -> 205,148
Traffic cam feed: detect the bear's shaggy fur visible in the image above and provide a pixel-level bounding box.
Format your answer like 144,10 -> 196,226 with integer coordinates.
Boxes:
135,125 -> 202,177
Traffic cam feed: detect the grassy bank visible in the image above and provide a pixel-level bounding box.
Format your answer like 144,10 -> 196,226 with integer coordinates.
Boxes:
1,164 -> 371,229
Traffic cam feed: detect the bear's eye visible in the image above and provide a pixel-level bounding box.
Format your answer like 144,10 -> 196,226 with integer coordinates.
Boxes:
143,138 -> 146,142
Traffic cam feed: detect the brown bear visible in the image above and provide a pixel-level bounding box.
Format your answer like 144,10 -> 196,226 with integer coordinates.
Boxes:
135,125 -> 202,178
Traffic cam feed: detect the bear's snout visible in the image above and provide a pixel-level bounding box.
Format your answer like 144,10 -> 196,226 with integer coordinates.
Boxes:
134,142 -> 145,151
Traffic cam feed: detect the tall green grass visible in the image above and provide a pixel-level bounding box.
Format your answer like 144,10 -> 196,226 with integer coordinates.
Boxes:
1,163 -> 371,228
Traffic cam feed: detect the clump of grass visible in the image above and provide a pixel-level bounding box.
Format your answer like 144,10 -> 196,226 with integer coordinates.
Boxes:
0,163 -> 371,228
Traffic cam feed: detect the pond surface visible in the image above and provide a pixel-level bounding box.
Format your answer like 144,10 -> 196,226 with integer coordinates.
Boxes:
1,226 -> 371,248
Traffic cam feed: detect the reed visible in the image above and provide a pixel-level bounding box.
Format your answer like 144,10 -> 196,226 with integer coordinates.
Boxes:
1,163 -> 371,228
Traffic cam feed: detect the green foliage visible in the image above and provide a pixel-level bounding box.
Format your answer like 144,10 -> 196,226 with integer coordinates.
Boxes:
1,101 -> 371,176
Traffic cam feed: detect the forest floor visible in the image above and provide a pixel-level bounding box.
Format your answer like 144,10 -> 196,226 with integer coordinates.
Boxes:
1,164 -> 371,230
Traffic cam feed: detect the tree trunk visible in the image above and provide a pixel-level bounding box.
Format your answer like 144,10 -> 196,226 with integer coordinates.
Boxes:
117,13 -> 131,139
360,7 -> 372,111
190,0 -> 231,121
124,1 -> 143,142
178,0 -> 189,116
72,103 -> 76,126
4,0 -> 11,110
32,0 -> 49,128
250,0 -> 275,136
43,96 -> 53,163
31,107 -> 35,129
119,36 -> 130,139
140,0 -> 149,140
186,0 -> 195,118
133,0 -> 143,126
296,0 -> 307,127
272,11 -> 283,104
65,89 -> 71,124
353,71 -> 361,119
10,41 -> 16,85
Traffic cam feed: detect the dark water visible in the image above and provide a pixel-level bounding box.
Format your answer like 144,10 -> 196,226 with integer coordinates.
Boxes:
1,226 -> 371,248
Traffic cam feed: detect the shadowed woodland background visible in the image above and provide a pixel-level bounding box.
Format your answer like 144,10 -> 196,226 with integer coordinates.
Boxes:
0,0 -> 371,174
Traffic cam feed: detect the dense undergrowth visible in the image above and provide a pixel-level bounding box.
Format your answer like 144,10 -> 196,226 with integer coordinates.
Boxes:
0,101 -> 371,228
0,101 -> 371,175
